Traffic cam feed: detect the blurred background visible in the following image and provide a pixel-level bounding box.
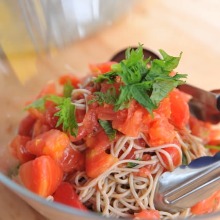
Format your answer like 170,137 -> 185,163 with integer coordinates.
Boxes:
0,0 -> 220,219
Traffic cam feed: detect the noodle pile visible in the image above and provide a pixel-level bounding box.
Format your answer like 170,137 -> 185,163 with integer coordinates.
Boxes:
67,82 -> 210,219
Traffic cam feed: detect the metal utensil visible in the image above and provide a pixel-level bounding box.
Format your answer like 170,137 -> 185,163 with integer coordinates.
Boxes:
154,152 -> 220,213
110,47 -> 220,124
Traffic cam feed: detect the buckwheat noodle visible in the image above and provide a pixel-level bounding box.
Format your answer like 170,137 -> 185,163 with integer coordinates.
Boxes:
65,81 -> 210,219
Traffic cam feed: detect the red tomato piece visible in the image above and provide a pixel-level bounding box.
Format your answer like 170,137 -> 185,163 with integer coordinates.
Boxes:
169,89 -> 190,129
154,97 -> 171,118
53,182 -> 87,211
134,209 -> 160,219
10,135 -> 35,164
96,104 -> 117,121
44,103 -> 59,129
59,74 -> 80,88
70,109 -> 100,142
86,149 -> 118,178
191,190 -> 220,215
159,146 -> 182,170
75,109 -> 86,124
32,119 -> 51,138
26,129 -> 70,162
134,167 -> 151,178
89,61 -> 116,75
147,117 -> 176,147
85,130 -> 111,151
112,101 -> 143,137
18,114 -> 36,137
19,155 -> 63,197
59,145 -> 85,173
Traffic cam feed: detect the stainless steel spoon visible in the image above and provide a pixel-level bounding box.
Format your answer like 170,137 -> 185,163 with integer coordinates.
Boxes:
154,152 -> 220,213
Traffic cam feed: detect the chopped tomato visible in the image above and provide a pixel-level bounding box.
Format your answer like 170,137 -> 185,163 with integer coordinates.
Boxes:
191,190 -> 220,215
169,89 -> 190,129
53,182 -> 87,211
134,209 -> 160,219
59,74 -> 80,88
69,126 -> 87,142
123,147 -> 137,159
32,119 -> 51,138
70,109 -> 100,142
209,125 -> 220,146
18,114 -> 36,137
112,101 -> 143,137
154,97 -> 171,118
19,155 -> 63,197
44,104 -> 59,129
89,61 -> 116,75
147,117 -> 176,147
134,167 -> 151,178
75,109 -> 86,124
59,145 -> 85,173
26,129 -> 70,162
10,135 -> 35,163
86,148 -> 118,178
159,146 -> 182,170
96,104 -> 117,121
27,108 -> 44,120
85,129 -> 111,151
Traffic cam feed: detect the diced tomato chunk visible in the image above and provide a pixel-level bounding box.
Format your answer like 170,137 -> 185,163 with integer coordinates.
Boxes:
26,129 -> 70,162
53,182 -> 87,211
19,155 -> 63,197
89,61 -> 116,75
10,135 -> 35,163
86,149 -> 118,178
85,130 -> 111,151
169,89 -> 190,129
134,167 -> 151,178
59,145 -> 85,173
70,109 -> 100,142
112,101 -> 143,137
159,146 -> 182,170
32,119 -> 51,138
134,209 -> 160,219
96,104 -> 116,121
154,97 -> 171,118
147,117 -> 176,147
18,114 -> 36,137
191,190 -> 220,215
59,74 -> 80,88
44,104 -> 59,128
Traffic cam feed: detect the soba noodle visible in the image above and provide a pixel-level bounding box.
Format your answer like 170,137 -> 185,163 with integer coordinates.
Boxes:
64,82 -> 211,219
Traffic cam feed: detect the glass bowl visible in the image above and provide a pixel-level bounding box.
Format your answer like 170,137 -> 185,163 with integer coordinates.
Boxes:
0,52 -> 220,220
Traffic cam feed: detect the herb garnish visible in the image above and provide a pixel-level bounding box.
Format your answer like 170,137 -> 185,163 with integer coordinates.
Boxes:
89,87 -> 117,106
95,46 -> 187,113
25,94 -> 78,136
205,145 -> 220,151
127,159 -> 141,168
99,119 -> 116,141
63,80 -> 74,98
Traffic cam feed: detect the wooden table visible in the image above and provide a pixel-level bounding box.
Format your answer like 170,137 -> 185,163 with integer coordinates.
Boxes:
1,0 -> 220,219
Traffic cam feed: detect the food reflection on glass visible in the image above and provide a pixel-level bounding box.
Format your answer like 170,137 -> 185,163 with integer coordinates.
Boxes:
9,46 -> 220,219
